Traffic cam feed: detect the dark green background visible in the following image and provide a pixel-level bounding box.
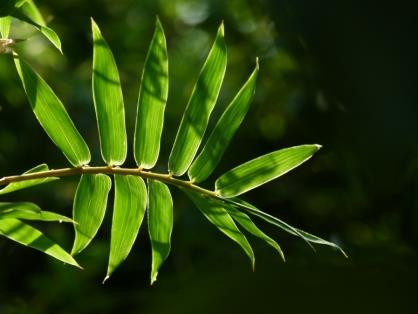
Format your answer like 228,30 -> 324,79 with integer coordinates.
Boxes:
0,0 -> 417,313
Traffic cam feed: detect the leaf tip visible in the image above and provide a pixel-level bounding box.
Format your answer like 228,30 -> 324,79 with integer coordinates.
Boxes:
218,21 -> 225,37
102,275 -> 110,284
255,57 -> 259,70
314,144 -> 322,150
150,273 -> 158,286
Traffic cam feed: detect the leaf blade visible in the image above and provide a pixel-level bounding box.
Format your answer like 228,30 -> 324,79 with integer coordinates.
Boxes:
91,19 -> 127,166
168,23 -> 227,176
216,144 -> 321,198
72,174 -> 111,255
0,16 -> 12,38
134,18 -> 169,169
189,60 -> 258,183
14,56 -> 91,167
106,175 -> 147,279
148,179 -> 173,285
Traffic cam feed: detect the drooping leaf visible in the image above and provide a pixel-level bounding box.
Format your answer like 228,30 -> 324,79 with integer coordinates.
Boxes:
0,164 -> 58,195
148,179 -> 173,285
0,204 -> 73,223
189,60 -> 259,183
91,19 -> 127,166
134,17 -> 168,169
14,56 -> 91,167
0,202 -> 40,214
168,23 -> 227,176
0,16 -> 12,38
72,174 -> 111,255
0,218 -> 81,268
106,175 -> 147,280
225,203 -> 285,261
216,144 -> 321,198
185,190 -> 255,269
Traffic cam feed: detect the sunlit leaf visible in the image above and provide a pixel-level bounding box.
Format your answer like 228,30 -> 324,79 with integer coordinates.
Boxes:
0,218 -> 81,268
185,190 -> 255,269
216,144 -> 321,198
0,16 -> 12,38
72,174 -> 111,255
134,17 -> 168,169
148,179 -> 173,285
189,60 -> 259,183
106,175 -> 147,280
0,205 -> 73,223
0,164 -> 58,195
14,56 -> 91,167
91,19 -> 127,166
168,23 -> 227,176
0,201 -> 40,214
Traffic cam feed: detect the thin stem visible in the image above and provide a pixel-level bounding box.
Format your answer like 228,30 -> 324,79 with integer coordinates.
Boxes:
0,166 -> 219,198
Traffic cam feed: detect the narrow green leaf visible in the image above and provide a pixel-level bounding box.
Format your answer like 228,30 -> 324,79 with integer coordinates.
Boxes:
189,60 -> 259,183
0,201 -> 40,214
185,190 -> 255,269
72,174 -> 111,255
0,164 -> 58,195
91,19 -> 127,166
148,179 -> 173,285
225,204 -> 285,261
134,18 -> 168,169
216,144 -> 321,198
0,218 -> 81,268
14,56 -> 91,167
0,204 -> 73,223
0,16 -> 12,38
106,175 -> 147,280
168,23 -> 227,176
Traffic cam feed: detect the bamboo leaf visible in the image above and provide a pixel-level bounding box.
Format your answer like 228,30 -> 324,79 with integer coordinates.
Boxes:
0,204 -> 73,223
14,56 -> 91,167
0,16 -> 12,38
0,202 -> 40,214
91,19 -> 127,166
168,23 -> 227,176
189,60 -> 259,183
225,204 -> 285,261
0,218 -> 81,268
134,18 -> 168,169
185,190 -> 255,269
216,144 -> 321,198
148,179 -> 173,285
105,175 -> 147,280
0,164 -> 58,195
72,174 -> 111,255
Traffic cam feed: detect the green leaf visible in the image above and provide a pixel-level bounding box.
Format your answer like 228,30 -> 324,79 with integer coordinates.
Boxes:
0,164 -> 58,195
0,201 -> 40,214
14,56 -> 91,167
91,19 -> 127,166
216,144 -> 321,198
168,23 -> 227,176
11,1 -> 62,53
133,18 -> 168,169
72,174 -> 111,255
185,190 -> 255,269
148,179 -> 173,285
225,203 -> 285,261
106,175 -> 147,280
0,16 -> 12,38
188,60 -> 259,183
0,218 -> 81,268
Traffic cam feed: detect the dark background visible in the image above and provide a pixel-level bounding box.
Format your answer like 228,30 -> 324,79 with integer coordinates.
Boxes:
1,0 -> 417,313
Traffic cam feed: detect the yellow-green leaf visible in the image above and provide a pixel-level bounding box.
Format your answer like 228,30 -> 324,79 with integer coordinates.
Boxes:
72,174 -> 111,255
14,56 -> 91,167
0,202 -> 72,223
0,16 -> 12,37
216,144 -> 321,198
106,175 -> 147,280
148,179 -> 173,285
91,19 -> 127,166
134,18 -> 168,169
168,23 -> 227,176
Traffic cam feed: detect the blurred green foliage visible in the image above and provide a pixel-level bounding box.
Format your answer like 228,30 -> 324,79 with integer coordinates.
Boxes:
0,0 -> 417,313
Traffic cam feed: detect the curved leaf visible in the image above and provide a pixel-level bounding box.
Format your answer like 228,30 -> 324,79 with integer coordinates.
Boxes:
14,56 -> 91,167
0,16 -> 12,38
0,202 -> 40,214
0,218 -> 81,268
134,18 -> 168,169
106,175 -> 147,280
0,164 -> 58,195
185,190 -> 255,269
168,23 -> 227,176
72,174 -> 111,255
216,144 -> 321,198
189,60 -> 258,183
148,179 -> 173,285
91,19 -> 127,166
